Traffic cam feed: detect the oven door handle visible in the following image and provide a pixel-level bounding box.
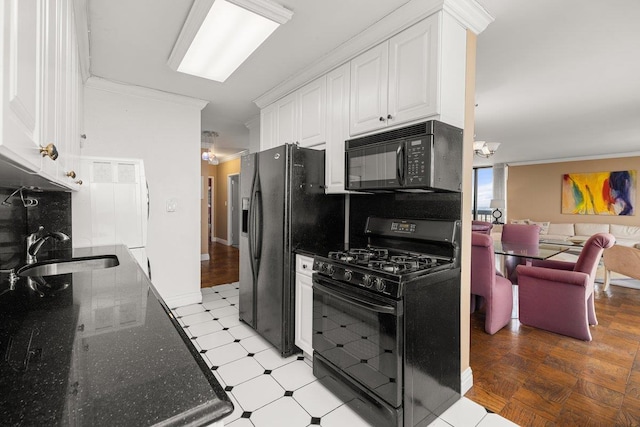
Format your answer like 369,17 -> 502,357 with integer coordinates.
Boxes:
313,281 -> 397,315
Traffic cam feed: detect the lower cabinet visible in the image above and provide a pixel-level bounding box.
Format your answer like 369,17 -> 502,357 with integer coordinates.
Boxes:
295,254 -> 314,357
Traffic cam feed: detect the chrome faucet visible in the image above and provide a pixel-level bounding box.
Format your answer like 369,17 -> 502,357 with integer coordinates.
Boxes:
26,226 -> 70,264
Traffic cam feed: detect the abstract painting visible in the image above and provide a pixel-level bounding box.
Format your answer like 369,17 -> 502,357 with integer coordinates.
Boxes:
562,170 -> 636,215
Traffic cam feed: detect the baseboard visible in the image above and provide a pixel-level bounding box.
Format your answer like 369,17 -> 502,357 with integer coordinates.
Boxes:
215,237 -> 229,245
201,253 -> 210,261
165,291 -> 202,309
461,367 -> 474,395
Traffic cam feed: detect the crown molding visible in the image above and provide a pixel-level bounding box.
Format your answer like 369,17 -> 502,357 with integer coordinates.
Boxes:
86,76 -> 209,109
507,151 -> 640,167
254,0 -> 493,109
229,0 -> 293,25
244,115 -> 260,130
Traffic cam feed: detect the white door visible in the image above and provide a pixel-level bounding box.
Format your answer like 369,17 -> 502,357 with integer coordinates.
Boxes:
298,75 -> 326,147
325,63 -> 350,194
276,92 -> 298,145
388,16 -> 439,127
349,42 -> 389,136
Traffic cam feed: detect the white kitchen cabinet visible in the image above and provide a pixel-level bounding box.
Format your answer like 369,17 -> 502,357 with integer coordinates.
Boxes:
260,92 -> 297,151
349,42 -> 389,135
325,63 -> 350,194
260,76 -> 327,151
0,0 -> 44,173
276,91 -> 298,146
1,0 -> 83,190
349,14 -> 460,136
297,76 -> 326,148
260,103 -> 277,150
295,254 -> 314,357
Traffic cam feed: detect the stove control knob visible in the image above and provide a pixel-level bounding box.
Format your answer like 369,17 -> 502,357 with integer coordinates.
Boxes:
375,278 -> 386,292
344,270 -> 353,281
326,265 -> 335,276
319,263 -> 327,273
363,275 -> 373,288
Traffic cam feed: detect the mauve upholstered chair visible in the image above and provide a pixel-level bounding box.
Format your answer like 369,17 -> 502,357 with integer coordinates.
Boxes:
516,233 -> 615,341
472,220 -> 493,235
501,223 -> 541,283
471,232 -> 513,335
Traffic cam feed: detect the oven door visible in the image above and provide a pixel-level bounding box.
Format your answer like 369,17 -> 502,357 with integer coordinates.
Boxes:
345,140 -> 403,190
312,275 -> 403,408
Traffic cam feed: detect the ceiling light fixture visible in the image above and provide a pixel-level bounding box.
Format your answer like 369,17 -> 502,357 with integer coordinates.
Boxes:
473,141 -> 501,158
168,0 -> 293,83
202,131 -> 220,165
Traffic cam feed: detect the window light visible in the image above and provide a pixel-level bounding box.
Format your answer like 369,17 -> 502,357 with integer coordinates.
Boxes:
168,0 -> 293,83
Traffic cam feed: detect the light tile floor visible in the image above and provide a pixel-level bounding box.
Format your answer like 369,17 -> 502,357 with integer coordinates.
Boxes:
172,283 -> 519,427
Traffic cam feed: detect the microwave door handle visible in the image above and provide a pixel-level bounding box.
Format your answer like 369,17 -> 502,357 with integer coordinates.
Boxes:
396,144 -> 405,185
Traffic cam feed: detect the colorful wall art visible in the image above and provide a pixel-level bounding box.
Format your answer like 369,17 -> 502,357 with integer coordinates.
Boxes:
562,170 -> 636,215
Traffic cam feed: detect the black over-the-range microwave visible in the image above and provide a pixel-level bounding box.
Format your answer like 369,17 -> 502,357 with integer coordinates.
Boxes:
345,120 -> 463,192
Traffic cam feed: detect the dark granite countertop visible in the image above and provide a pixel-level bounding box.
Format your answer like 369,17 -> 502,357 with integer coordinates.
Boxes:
0,245 -> 233,426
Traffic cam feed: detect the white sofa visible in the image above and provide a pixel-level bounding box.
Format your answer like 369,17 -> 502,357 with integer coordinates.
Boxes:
504,220 -> 640,249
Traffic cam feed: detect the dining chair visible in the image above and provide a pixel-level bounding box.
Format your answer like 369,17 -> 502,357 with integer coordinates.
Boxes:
471,220 -> 493,235
516,233 -> 615,341
471,232 -> 513,335
501,223 -> 541,283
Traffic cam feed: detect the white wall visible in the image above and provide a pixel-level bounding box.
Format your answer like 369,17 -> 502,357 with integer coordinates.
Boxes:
81,77 -> 207,306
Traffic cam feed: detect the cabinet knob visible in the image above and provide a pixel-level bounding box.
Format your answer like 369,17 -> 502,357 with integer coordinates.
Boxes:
75,180 -> 83,185
66,170 -> 76,179
387,114 -> 393,120
379,116 -> 386,122
302,264 -> 308,269
39,143 -> 58,160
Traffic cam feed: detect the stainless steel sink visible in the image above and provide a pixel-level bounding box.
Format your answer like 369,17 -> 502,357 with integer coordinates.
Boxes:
17,255 -> 119,277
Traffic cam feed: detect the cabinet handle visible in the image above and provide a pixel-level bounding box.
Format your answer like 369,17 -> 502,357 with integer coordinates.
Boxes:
66,171 -> 76,178
379,116 -> 386,122
39,143 -> 59,160
387,114 -> 393,120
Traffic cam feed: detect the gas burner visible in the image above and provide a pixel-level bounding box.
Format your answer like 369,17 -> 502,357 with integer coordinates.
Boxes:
368,261 -> 400,273
328,251 -> 353,262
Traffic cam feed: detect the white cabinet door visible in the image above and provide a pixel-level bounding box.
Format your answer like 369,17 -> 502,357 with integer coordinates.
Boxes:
349,42 -> 389,136
388,15 -> 439,127
276,91 -> 298,145
260,103 -> 277,150
325,63 -> 350,194
295,255 -> 314,356
1,0 -> 43,172
298,75 -> 326,148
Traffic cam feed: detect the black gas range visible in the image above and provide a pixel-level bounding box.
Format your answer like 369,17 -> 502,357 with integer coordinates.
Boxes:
313,247 -> 454,299
311,217 -> 461,427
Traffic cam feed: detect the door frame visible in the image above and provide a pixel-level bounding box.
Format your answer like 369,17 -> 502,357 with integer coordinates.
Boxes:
227,173 -> 240,247
208,176 -> 215,243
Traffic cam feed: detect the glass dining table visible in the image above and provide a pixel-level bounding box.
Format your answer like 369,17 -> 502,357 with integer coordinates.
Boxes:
493,242 -> 570,318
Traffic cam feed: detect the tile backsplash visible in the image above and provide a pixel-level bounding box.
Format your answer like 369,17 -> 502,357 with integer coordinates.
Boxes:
0,187 -> 71,270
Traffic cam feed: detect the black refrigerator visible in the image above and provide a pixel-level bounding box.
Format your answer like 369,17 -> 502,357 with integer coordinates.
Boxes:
239,144 -> 344,356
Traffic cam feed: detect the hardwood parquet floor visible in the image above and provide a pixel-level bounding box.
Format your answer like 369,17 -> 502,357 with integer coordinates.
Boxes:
201,242 -> 239,287
468,283 -> 640,426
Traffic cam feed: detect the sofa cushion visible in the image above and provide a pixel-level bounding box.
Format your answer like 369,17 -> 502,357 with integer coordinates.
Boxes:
510,219 -> 530,225
575,223 -> 610,236
610,224 -> 640,240
614,238 -> 638,247
528,220 -> 550,235
547,223 -> 575,237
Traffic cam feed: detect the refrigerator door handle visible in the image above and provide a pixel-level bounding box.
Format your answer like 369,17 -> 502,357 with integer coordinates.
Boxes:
254,190 -> 263,261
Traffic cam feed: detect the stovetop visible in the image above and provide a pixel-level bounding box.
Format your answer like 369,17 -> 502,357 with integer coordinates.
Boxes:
313,246 -> 455,299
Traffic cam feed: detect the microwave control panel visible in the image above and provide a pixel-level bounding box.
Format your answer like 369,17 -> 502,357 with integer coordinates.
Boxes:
405,138 -> 429,185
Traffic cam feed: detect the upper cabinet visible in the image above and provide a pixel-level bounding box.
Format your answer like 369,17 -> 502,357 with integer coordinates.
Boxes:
258,9 -> 470,192
1,0 -> 83,190
260,76 -> 326,151
350,15 -> 443,136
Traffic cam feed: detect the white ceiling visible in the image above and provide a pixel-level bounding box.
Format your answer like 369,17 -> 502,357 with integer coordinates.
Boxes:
87,0 -> 640,164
